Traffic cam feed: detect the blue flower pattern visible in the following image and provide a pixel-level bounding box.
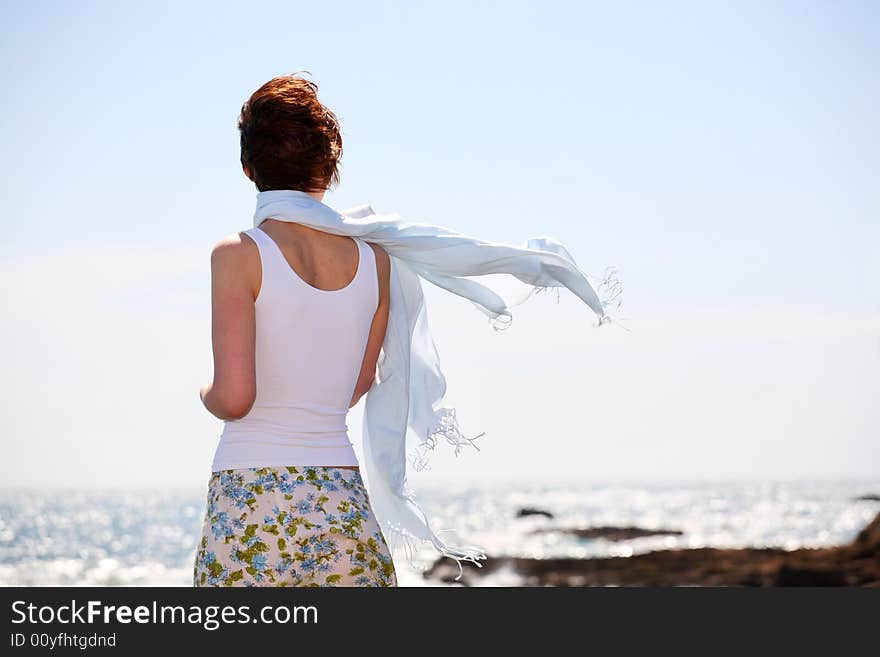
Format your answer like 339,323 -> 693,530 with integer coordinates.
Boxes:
193,466 -> 397,587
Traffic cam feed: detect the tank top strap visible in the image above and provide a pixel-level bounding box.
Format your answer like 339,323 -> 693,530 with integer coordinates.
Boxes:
353,236 -> 368,278
243,226 -> 289,297
243,225 -> 274,255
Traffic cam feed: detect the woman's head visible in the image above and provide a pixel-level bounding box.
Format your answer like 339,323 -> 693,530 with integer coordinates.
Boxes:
238,71 -> 343,194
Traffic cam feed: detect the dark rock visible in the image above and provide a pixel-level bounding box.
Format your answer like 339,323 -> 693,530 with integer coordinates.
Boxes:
423,511 -> 880,587
516,507 -> 554,519
529,525 -> 683,541
854,494 -> 880,502
774,565 -> 848,586
844,509 -> 880,560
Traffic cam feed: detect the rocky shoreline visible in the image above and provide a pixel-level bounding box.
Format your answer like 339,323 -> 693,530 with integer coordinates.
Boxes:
528,525 -> 684,541
423,510 -> 880,587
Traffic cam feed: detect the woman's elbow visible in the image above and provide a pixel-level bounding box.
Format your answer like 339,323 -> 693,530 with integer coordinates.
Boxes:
213,387 -> 256,420
221,398 -> 255,420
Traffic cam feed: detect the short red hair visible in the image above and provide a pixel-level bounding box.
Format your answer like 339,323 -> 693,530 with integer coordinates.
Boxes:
238,71 -> 343,193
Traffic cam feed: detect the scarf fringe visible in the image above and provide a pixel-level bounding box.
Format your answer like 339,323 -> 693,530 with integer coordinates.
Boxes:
409,407 -> 485,473
592,266 -> 623,313
396,408 -> 489,581
383,514 -> 488,582
590,266 -> 629,329
487,266 -> 624,331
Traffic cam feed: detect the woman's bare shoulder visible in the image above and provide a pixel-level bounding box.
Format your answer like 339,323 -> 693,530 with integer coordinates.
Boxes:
208,231 -> 261,299
210,230 -> 258,262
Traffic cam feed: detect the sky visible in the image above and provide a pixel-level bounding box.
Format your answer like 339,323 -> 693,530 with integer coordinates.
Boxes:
1,1 -> 878,488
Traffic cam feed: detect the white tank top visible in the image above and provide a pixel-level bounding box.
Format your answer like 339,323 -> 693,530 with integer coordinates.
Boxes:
210,225 -> 379,472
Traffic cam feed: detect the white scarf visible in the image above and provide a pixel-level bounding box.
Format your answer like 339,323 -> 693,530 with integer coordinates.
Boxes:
253,189 -> 619,579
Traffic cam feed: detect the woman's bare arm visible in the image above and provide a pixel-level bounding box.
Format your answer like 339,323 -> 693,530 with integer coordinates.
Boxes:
349,243 -> 391,408
199,232 -> 260,420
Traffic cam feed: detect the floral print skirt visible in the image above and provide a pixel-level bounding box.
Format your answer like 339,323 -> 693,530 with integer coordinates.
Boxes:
193,466 -> 397,587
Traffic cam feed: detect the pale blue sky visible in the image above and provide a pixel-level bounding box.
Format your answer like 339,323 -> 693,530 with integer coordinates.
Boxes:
1,1 -> 878,487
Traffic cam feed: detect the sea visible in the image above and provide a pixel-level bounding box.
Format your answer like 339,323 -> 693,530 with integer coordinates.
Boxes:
1,478 -> 878,587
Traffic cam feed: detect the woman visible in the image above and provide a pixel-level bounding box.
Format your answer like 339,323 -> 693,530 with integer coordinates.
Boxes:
193,73 -> 398,587
193,71 -> 616,587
